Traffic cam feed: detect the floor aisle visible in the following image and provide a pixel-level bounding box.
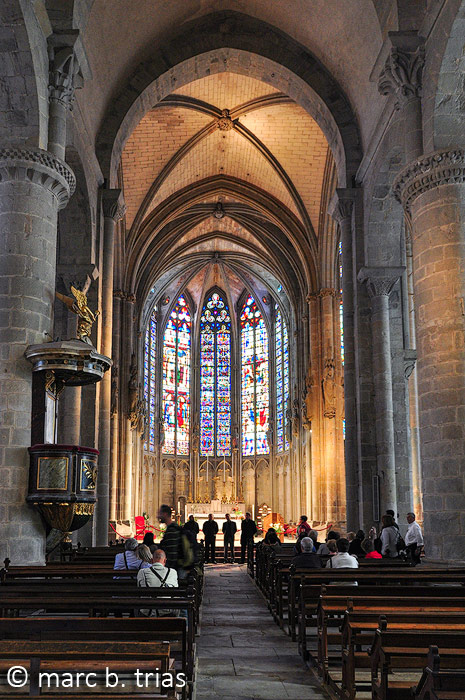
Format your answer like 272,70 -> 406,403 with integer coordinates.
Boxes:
194,563 -> 329,700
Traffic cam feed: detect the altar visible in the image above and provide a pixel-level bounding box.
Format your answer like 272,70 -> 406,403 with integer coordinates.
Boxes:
185,500 -> 246,534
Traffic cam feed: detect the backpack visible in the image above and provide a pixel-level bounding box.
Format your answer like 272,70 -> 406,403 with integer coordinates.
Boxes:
178,533 -> 194,569
396,529 -> 406,552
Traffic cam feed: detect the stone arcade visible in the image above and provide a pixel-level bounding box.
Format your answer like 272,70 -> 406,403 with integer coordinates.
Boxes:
0,1 -> 464,564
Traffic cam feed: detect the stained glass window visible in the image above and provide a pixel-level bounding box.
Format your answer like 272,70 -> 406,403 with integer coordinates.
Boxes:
200,291 -> 231,456
275,304 -> 289,452
240,295 -> 269,456
162,295 -> 191,455
339,239 -> 345,439
144,308 -> 157,452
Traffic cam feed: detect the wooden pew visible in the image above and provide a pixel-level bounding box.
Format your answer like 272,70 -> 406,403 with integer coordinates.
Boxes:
413,645 -> 465,699
0,639 -> 176,698
0,616 -> 192,699
301,587 -> 465,665
370,621 -> 465,700
340,612 -> 465,700
288,567 -> 465,641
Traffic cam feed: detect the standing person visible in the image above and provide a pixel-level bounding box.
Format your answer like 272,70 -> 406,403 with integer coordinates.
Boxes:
386,509 -> 400,530
380,514 -> 399,558
405,512 -> 424,564
222,513 -> 237,563
202,514 -> 218,564
158,504 -> 182,571
240,512 -> 257,564
297,515 -> 311,538
184,514 -> 200,541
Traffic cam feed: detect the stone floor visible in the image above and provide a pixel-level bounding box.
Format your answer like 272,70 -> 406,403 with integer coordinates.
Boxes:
194,563 -> 329,700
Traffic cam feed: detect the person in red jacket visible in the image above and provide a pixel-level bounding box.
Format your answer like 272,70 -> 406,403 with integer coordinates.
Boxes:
362,538 -> 382,559
297,515 -> 311,538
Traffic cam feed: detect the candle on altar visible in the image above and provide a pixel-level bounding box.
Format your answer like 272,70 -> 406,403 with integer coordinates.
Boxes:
223,455 -> 226,482
206,454 -> 209,482
177,500 -> 180,515
252,504 -> 255,521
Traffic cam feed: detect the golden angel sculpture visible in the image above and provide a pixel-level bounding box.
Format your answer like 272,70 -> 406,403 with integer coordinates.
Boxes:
56,285 -> 100,345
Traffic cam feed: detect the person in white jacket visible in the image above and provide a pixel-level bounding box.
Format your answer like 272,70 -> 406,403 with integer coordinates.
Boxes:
405,512 -> 423,563
380,515 -> 399,558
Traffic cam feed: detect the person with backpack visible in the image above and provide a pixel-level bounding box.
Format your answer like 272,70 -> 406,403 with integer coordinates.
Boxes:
137,549 -> 178,616
158,504 -> 194,579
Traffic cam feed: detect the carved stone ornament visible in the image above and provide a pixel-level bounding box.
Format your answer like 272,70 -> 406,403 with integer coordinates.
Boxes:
322,358 -> 336,419
357,267 -> 404,298
49,43 -> 83,108
217,109 -> 235,131
213,201 -> 225,219
393,149 -> 465,213
0,148 -> 75,209
110,366 -> 119,417
102,188 -> 126,222
378,45 -> 424,109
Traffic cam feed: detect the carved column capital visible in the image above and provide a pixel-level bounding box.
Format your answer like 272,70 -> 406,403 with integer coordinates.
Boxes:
48,33 -> 83,108
0,147 -> 75,209
378,33 -> 424,109
328,188 -> 356,224
393,149 -> 465,213
357,266 -> 405,297
102,188 -> 126,222
319,288 -> 337,299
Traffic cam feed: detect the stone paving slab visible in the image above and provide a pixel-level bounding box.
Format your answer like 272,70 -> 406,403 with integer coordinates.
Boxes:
194,564 -> 330,700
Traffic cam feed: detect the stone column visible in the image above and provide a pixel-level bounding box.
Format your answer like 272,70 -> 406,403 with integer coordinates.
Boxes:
378,33 -> 424,163
48,36 -> 82,161
394,150 -> 465,559
0,148 -> 74,564
328,190 -> 357,529
358,267 -> 404,517
95,190 -> 125,545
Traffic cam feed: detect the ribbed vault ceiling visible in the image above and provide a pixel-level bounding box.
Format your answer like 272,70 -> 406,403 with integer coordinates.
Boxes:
121,71 -> 332,311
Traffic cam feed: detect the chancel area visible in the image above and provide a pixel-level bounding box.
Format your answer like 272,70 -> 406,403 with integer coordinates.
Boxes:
1,1 -> 465,697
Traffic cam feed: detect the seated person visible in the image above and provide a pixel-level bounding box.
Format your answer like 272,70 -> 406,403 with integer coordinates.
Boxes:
318,530 -> 341,556
137,549 -> 179,617
114,538 -> 152,571
291,537 -> 321,568
326,538 -> 359,568
361,538 -> 382,559
309,529 -> 320,552
348,529 -> 365,557
263,530 -> 281,552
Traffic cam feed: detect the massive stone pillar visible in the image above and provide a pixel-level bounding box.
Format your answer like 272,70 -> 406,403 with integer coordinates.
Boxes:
95,190 -> 125,545
394,150 -> 465,559
358,268 -> 403,516
328,190 -> 357,529
0,148 -> 74,564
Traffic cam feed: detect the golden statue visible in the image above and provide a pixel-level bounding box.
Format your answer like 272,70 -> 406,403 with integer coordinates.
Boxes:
56,286 -> 100,345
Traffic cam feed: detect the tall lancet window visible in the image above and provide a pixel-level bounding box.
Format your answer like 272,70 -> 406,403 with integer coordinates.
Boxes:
240,295 -> 269,456
339,240 -> 344,366
162,295 -> 191,455
200,291 -> 231,456
275,304 -> 289,452
144,307 -> 157,452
